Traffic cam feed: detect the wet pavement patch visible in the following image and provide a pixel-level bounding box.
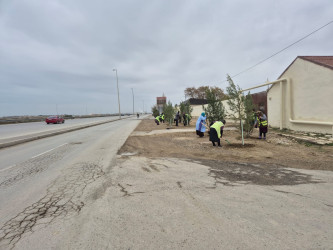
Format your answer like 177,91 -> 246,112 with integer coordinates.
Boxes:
193,159 -> 321,186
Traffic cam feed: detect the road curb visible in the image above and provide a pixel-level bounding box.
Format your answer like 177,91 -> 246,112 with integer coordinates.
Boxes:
0,117 -> 130,149
277,133 -> 333,145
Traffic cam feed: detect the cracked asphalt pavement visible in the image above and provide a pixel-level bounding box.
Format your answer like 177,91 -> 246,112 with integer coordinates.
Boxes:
0,118 -> 141,249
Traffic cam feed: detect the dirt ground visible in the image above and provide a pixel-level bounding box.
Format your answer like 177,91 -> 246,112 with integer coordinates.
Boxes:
119,117 -> 333,171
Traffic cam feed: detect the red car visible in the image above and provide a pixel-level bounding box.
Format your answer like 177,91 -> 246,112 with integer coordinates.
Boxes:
45,116 -> 65,124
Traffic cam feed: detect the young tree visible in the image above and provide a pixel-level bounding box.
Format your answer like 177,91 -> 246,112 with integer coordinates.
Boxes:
226,75 -> 255,137
151,105 -> 159,117
163,101 -> 176,126
203,88 -> 226,125
184,101 -> 193,116
179,101 -> 193,116
178,101 -> 193,125
226,74 -> 245,129
243,92 -> 255,136
179,102 -> 186,115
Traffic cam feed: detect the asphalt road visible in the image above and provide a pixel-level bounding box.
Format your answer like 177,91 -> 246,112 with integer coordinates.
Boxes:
0,116 -> 121,140
0,117 -> 141,249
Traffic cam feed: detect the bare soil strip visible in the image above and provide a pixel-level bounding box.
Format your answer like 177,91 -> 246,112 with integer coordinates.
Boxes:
119,118 -> 333,171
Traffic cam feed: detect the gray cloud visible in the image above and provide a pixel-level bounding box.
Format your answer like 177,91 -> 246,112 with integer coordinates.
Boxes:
1,0 -> 332,116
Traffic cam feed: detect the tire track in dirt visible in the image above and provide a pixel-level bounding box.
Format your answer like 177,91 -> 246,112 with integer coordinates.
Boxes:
0,162 -> 104,249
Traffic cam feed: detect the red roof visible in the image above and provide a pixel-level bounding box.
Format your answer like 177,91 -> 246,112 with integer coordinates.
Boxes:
279,56 -> 333,78
299,56 -> 333,70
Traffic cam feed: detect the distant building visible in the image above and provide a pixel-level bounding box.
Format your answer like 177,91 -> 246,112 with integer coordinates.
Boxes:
268,56 -> 333,134
186,98 -> 208,117
156,95 -> 166,114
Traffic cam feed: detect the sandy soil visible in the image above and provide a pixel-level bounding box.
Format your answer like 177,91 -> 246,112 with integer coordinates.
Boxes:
119,117 -> 333,171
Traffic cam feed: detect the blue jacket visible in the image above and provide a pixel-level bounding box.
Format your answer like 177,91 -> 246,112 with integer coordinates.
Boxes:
196,115 -> 206,132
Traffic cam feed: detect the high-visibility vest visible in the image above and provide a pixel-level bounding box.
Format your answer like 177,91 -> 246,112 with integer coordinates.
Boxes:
211,121 -> 224,138
260,120 -> 268,127
257,117 -> 267,127
162,114 -> 165,120
156,116 -> 160,121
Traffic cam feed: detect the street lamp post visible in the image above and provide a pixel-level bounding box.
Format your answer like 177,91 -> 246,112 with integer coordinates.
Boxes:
131,88 -> 134,115
113,69 -> 121,119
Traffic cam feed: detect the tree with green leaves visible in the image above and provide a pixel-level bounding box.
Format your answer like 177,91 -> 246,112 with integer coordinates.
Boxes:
185,86 -> 227,100
243,92 -> 255,136
226,74 -> 244,130
179,101 -> 193,125
179,102 -> 185,115
179,102 -> 193,116
226,75 -> 255,137
151,105 -> 159,117
203,88 -> 226,125
163,100 -> 176,126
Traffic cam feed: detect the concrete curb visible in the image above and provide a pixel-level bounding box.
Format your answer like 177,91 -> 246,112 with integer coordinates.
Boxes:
0,117 -> 131,149
277,133 -> 333,145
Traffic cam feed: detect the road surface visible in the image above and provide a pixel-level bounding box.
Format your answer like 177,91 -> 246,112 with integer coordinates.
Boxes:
0,117 -> 141,249
0,116 -> 121,140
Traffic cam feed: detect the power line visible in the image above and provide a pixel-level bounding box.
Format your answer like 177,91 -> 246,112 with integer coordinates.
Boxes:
219,20 -> 333,83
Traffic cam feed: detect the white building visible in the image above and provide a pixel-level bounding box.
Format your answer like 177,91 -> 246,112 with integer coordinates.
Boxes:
267,56 -> 333,135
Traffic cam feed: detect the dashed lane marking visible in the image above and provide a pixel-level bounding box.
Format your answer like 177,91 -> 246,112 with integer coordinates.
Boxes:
31,143 -> 68,159
0,165 -> 16,173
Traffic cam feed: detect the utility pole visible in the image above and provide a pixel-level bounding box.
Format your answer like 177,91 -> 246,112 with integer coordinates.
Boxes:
113,69 -> 121,119
131,88 -> 134,115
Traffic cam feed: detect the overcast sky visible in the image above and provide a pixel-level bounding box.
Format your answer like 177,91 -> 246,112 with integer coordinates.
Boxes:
1,0 -> 332,116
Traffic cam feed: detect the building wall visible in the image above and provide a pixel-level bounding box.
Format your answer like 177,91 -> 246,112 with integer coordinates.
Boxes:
191,100 -> 233,123
268,58 -> 333,134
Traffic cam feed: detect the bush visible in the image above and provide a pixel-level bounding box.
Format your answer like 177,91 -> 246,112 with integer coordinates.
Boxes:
151,105 -> 159,117
163,101 -> 176,126
203,88 -> 226,124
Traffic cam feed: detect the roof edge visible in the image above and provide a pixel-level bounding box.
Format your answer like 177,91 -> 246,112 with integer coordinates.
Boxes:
298,56 -> 333,71
278,56 -> 333,79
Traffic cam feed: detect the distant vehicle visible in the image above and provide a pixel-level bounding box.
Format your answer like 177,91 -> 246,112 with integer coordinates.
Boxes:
45,116 -> 65,124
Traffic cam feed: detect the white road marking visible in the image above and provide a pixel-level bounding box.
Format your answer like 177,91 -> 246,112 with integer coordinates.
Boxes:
0,165 -> 16,173
31,143 -> 68,159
